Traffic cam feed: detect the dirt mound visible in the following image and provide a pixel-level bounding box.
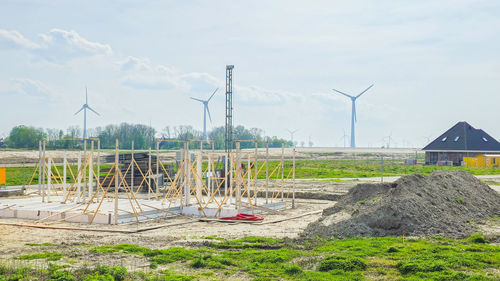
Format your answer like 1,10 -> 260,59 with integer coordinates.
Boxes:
303,171 -> 500,238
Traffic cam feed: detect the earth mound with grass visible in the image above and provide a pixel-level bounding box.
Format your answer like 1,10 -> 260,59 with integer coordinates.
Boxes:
303,170 -> 500,238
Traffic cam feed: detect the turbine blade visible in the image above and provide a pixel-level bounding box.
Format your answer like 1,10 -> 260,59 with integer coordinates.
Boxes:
355,84 -> 374,98
332,89 -> 353,98
208,88 -> 218,102
74,106 -> 84,115
85,87 -> 88,104
190,97 -> 204,103
87,106 -> 100,116
206,105 -> 212,123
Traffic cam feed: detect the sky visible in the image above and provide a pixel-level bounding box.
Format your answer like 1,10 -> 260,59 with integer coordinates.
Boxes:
0,0 -> 499,148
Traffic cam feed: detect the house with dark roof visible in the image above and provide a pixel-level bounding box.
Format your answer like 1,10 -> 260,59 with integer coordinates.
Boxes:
422,121 -> 500,166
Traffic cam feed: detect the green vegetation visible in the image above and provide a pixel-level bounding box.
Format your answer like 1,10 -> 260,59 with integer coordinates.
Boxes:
2,164 -> 112,186
3,158 -> 500,187
264,159 -> 500,179
17,251 -> 63,261
1,123 -> 291,150
25,242 -> 56,247
5,235 -> 497,280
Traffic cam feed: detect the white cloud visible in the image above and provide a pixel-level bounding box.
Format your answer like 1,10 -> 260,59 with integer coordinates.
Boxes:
0,29 -> 39,49
117,55 -> 301,106
0,28 -> 112,63
35,29 -> 112,62
2,78 -> 55,100
118,56 -> 151,71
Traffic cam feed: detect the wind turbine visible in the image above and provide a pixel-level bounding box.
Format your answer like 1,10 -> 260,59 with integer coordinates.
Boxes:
340,130 -> 350,148
74,87 -> 100,140
287,129 -> 298,146
191,88 -> 218,141
383,133 -> 394,148
333,84 -> 374,148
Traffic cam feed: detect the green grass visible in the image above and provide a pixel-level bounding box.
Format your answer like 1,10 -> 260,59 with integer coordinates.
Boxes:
3,159 -> 500,186
17,251 -> 63,261
25,242 -> 55,247
2,164 -> 112,186
37,235 -> 497,280
202,159 -> 500,180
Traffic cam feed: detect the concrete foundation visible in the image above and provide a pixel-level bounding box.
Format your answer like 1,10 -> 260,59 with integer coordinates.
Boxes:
0,195 -> 286,224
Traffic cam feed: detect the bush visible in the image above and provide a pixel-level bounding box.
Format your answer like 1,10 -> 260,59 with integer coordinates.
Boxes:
7,274 -> 23,281
466,233 -> 489,244
111,266 -> 127,281
283,263 -> 303,275
396,259 -> 447,274
50,271 -> 77,281
149,261 -> 158,269
190,258 -> 206,269
82,273 -> 114,281
317,256 -> 366,272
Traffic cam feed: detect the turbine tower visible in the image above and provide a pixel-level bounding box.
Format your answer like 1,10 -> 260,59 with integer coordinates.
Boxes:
287,129 -> 298,146
333,84 -> 373,148
191,88 -> 218,141
74,87 -> 100,140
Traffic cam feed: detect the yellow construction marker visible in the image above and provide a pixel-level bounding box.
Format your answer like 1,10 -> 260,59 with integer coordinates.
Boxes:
0,168 -> 5,185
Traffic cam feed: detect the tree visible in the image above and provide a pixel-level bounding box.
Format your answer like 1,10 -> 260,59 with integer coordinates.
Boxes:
5,125 -> 46,149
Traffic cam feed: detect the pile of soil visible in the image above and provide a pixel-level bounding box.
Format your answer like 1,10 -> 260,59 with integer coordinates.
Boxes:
303,171 -> 500,238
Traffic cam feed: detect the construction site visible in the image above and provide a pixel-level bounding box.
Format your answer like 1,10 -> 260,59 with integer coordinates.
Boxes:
0,137 -> 299,225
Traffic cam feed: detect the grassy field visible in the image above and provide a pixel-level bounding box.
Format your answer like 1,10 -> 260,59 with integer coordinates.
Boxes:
2,160 -> 500,186
1,235 -> 499,280
261,160 -> 500,180
1,165 -> 113,186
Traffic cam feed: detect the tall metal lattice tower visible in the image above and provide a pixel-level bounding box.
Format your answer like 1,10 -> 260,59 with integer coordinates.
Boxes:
225,65 -> 234,152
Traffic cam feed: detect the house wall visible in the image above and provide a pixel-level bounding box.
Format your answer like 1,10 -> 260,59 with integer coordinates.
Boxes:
463,155 -> 500,168
424,151 -> 496,166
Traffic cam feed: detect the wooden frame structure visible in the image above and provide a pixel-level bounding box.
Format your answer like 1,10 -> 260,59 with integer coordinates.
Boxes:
26,138 -> 295,225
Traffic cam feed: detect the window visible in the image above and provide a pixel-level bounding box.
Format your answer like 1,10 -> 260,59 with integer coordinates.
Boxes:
441,137 -> 447,142
454,136 -> 460,142
483,137 -> 488,142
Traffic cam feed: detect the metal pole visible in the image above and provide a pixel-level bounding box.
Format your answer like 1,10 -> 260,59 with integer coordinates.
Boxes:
97,139 -> 101,187
148,147 -> 152,199
254,141 -> 258,205
156,141 -> 160,197
63,152 -> 67,197
83,139 -> 87,203
184,141 -> 190,206
208,153 -> 212,194
131,140 -> 134,192
247,153 -> 251,203
281,142 -> 284,201
236,141 -> 241,210
38,140 -> 42,196
89,140 -> 94,201
114,139 -> 119,225
41,140 -> 46,202
47,157 -> 51,202
265,140 -> 269,204
292,147 -> 296,209
196,152 -> 202,203
77,152 -> 82,203
224,152 -> 228,198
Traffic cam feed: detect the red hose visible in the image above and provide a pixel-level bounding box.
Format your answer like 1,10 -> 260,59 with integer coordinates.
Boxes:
219,213 -> 264,221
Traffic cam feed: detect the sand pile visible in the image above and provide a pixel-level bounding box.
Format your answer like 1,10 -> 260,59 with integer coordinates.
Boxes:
303,171 -> 500,238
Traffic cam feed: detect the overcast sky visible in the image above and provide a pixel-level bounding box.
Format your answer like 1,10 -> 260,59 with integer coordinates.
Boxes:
1,0 -> 499,147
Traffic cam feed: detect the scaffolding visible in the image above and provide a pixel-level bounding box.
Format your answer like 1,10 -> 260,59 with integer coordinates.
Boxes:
1,139 -> 296,225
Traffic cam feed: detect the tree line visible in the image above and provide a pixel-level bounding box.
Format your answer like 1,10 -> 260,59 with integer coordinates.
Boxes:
2,123 -> 293,150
